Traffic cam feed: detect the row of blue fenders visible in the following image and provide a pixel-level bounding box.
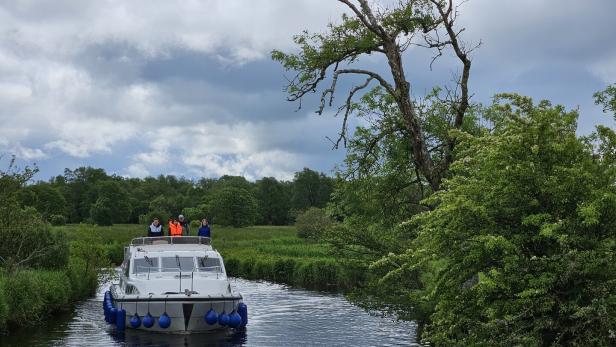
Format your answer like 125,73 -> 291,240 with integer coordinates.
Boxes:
103,290 -> 248,331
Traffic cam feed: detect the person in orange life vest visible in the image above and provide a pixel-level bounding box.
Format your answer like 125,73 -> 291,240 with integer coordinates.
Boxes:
168,218 -> 182,237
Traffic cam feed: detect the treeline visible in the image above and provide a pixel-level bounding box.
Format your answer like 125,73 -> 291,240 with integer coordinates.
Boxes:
18,167 -> 334,227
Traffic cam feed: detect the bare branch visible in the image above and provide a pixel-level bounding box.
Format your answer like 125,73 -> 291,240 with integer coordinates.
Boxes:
332,76 -> 374,149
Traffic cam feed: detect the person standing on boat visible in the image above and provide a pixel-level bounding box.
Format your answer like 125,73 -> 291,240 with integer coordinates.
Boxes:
169,218 -> 182,237
147,218 -> 164,237
198,218 -> 211,238
178,214 -> 190,236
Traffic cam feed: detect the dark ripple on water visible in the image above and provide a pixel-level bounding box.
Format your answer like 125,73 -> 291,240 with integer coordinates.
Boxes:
0,278 -> 419,347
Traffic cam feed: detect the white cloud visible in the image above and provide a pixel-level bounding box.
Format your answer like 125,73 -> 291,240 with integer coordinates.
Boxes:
44,119 -> 137,157
124,163 -> 150,178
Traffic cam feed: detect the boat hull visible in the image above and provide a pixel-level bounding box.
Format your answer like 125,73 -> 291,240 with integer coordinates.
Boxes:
110,294 -> 244,332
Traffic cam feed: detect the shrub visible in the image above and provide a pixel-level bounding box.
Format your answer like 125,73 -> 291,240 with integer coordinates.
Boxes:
3,271 -> 46,325
48,214 -> 66,226
295,207 -> 331,240
0,206 -> 68,271
0,276 -> 8,332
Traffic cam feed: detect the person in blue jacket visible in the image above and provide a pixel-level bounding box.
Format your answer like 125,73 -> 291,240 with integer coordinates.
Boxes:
198,218 -> 211,238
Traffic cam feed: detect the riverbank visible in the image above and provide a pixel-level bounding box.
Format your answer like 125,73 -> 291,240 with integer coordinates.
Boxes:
54,224 -> 366,292
0,235 -> 100,332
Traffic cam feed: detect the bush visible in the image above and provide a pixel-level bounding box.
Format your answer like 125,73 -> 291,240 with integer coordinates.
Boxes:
48,214 -> 66,226
0,206 -> 69,271
0,276 -> 9,332
295,207 -> 331,240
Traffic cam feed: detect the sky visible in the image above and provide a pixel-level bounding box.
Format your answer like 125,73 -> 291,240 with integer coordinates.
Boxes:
0,0 -> 614,182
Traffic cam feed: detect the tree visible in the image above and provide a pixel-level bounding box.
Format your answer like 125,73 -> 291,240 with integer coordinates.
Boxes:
273,0 -> 478,191
19,184 -> 67,219
210,187 -> 258,227
291,168 -> 334,210
0,160 -> 68,272
594,83 -> 616,116
94,180 -> 131,224
378,94 -> 616,345
255,177 -> 291,225
89,197 -> 113,226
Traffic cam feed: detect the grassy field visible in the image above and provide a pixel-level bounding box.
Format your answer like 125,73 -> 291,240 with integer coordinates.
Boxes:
53,224 -> 366,291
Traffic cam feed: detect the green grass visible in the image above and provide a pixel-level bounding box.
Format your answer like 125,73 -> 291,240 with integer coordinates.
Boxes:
53,224 -> 367,291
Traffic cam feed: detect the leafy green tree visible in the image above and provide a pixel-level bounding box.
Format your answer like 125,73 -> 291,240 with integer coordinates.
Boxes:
19,184 -> 66,219
61,167 -> 108,222
89,197 -> 113,226
94,180 -> 131,223
0,161 -> 68,272
379,94 -> 616,346
255,177 -> 291,225
210,187 -> 258,227
291,168 -> 334,210
594,83 -> 616,116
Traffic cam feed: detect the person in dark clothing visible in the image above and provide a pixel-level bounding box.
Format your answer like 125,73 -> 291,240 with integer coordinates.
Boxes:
198,219 -> 211,238
178,214 -> 190,236
147,218 -> 164,237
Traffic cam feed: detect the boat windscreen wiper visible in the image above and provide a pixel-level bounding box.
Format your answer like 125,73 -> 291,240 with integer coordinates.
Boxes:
145,256 -> 153,267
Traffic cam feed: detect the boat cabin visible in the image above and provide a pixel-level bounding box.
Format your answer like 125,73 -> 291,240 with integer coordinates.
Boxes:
119,236 -> 231,296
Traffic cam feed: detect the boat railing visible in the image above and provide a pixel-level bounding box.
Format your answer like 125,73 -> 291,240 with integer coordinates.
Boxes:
133,266 -> 222,273
130,236 -> 211,246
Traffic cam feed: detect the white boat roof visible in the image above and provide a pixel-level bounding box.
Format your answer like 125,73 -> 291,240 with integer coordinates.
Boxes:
129,236 -> 215,255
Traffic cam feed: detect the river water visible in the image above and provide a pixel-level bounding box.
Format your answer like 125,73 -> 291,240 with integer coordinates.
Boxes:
0,278 -> 419,346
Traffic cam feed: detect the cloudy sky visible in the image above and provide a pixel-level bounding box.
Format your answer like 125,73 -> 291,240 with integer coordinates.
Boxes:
1,0 -> 614,181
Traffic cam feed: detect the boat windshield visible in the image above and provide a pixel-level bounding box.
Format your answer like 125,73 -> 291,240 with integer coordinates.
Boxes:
161,256 -> 195,272
197,257 -> 222,273
133,257 -> 159,274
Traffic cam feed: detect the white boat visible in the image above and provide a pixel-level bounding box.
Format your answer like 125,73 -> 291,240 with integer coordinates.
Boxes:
103,236 -> 247,333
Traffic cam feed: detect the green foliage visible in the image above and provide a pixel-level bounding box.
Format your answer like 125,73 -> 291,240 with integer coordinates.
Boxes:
94,180 -> 131,223
255,177 -> 291,225
0,203 -> 69,271
0,276 -> 8,332
18,184 -> 66,220
89,197 -> 113,226
210,187 -> 258,227
594,83 -> 616,117
1,269 -> 79,328
291,168 -> 334,210
17,164 -> 333,227
295,207 -> 331,240
386,94 -> 616,346
48,214 -> 66,226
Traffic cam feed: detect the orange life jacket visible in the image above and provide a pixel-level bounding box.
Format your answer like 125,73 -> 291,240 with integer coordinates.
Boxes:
169,221 -> 182,237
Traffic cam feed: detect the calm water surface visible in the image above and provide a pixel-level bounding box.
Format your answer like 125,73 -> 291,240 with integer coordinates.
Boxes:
1,277 -> 419,346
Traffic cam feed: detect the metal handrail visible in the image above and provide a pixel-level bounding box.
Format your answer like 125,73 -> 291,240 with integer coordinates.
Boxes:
133,265 -> 222,274
130,236 -> 211,246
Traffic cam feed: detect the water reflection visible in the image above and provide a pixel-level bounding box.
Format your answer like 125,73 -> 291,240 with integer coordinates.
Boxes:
0,278 -> 419,346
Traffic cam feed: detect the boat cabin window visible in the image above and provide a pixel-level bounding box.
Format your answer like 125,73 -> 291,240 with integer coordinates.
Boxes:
133,257 -> 159,274
161,256 -> 195,272
197,257 -> 222,272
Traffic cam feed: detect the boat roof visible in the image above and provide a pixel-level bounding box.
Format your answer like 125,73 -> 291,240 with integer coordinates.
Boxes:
128,236 -> 214,254
131,236 -> 211,246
